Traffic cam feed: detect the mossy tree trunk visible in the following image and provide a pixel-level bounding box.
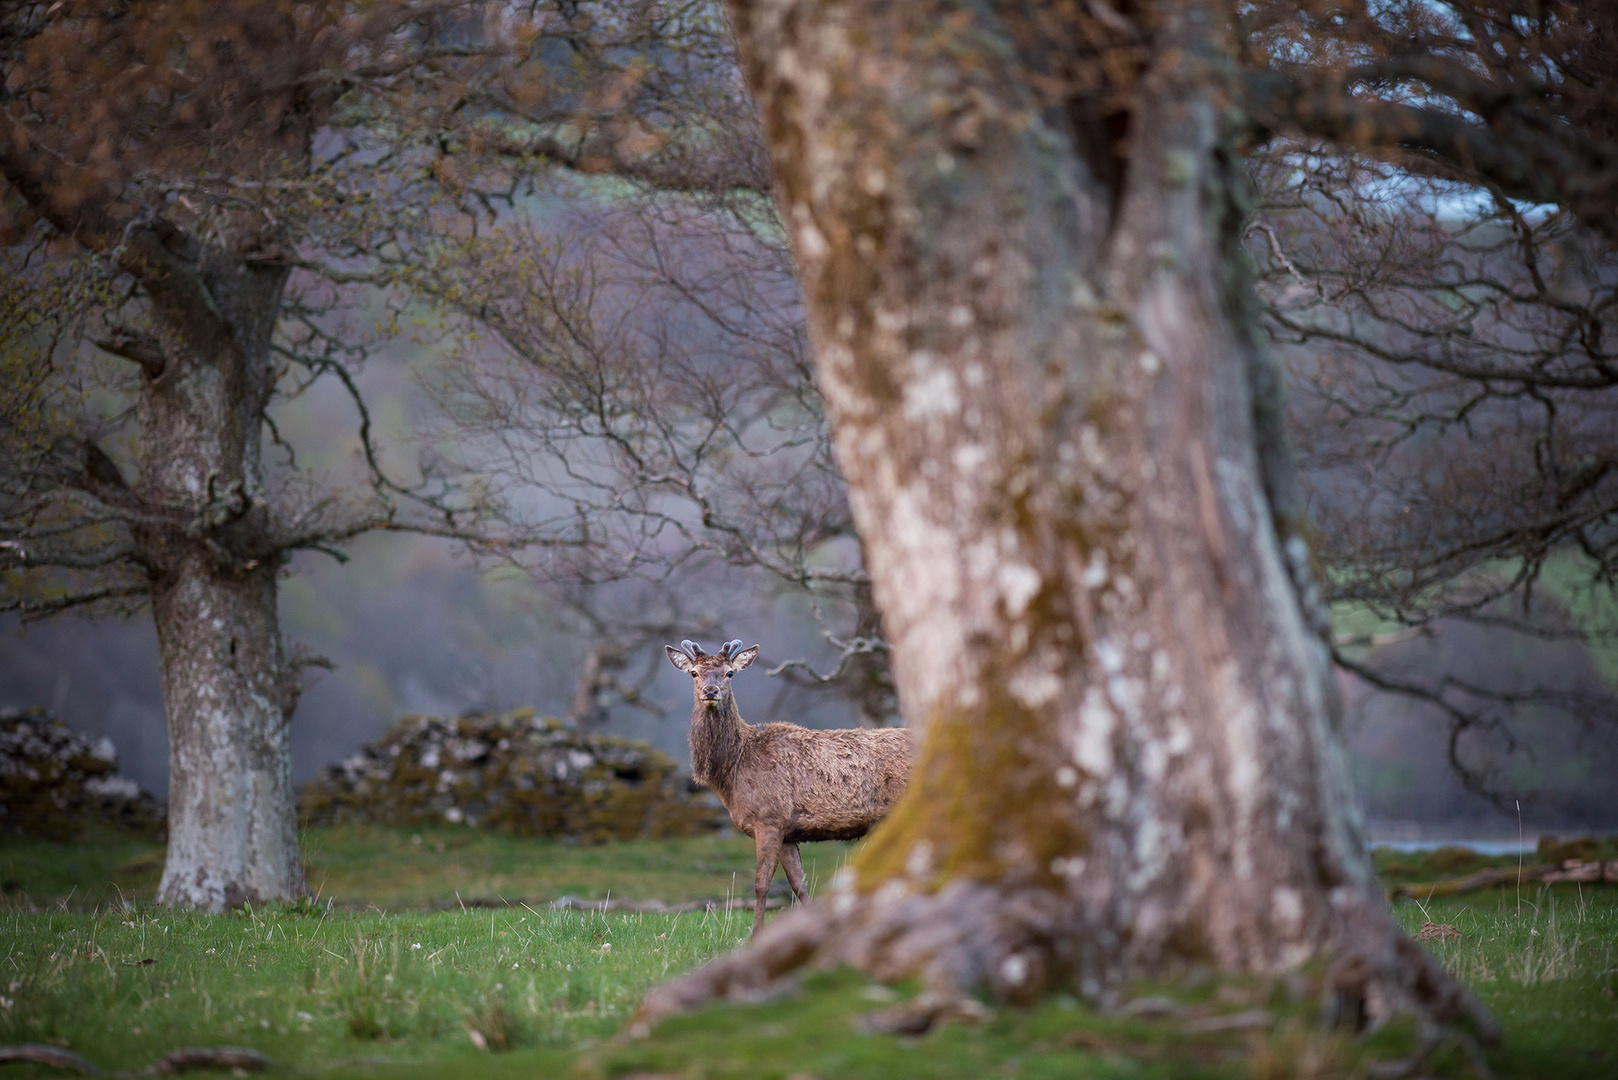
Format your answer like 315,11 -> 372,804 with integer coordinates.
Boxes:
644,0 -> 1491,1034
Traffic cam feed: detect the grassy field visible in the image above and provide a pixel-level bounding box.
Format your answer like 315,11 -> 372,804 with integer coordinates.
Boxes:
0,825 -> 855,912
0,901 -> 751,1078
0,829 -> 1613,1079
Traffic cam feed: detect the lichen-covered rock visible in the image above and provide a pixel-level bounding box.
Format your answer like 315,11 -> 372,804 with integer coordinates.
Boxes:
0,707 -> 165,838
297,708 -> 725,842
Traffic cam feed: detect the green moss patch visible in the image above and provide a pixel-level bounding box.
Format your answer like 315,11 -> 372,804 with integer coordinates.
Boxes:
855,680 -> 1085,891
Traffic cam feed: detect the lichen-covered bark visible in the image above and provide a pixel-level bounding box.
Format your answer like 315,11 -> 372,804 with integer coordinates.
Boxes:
643,0 -> 1492,1037
153,556 -> 302,907
137,258 -> 306,909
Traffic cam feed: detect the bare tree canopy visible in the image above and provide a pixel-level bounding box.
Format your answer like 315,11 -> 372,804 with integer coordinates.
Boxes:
627,0 -> 1618,1042
422,1 -> 1618,793
1242,1 -> 1618,240
1240,2 -> 1618,811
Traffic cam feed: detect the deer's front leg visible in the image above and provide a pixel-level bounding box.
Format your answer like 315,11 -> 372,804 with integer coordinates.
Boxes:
751,828 -> 783,936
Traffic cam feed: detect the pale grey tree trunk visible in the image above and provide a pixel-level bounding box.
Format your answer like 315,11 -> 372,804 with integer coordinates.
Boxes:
153,557 -> 302,908
136,258 -> 306,909
569,641 -> 616,730
643,0 -> 1491,1036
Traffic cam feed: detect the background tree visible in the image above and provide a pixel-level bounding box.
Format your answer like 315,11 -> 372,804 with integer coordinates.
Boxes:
632,0 -> 1618,1037
421,172 -> 902,724
2,0 -> 388,908
1241,0 -> 1618,811
0,0 -> 739,908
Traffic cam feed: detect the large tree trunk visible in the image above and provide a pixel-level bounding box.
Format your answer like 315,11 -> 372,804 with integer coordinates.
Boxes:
135,257 -> 306,909
644,0 -> 1491,1036
153,557 -> 302,907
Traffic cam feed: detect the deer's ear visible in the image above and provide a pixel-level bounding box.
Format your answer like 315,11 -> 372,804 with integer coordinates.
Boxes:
665,645 -> 695,673
730,645 -> 760,671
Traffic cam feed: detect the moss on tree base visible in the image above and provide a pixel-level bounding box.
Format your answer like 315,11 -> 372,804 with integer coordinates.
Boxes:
636,873 -> 1498,1055
602,965 -> 1468,1080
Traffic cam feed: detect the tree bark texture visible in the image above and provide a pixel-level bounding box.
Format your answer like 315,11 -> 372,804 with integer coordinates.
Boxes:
644,0 -> 1490,1036
136,254 -> 306,909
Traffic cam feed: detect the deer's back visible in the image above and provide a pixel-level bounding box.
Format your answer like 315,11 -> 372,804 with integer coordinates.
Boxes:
728,723 -> 912,843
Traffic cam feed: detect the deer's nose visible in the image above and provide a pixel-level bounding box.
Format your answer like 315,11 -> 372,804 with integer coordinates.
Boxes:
701,686 -> 720,699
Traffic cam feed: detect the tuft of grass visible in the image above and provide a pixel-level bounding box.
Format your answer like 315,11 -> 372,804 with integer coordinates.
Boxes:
1245,1019 -> 1360,1080
464,993 -> 518,1051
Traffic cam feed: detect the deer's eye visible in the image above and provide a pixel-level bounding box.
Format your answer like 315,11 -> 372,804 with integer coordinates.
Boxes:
724,670 -> 733,678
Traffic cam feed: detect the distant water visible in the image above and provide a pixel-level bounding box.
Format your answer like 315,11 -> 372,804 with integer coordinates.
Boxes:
1368,839 -> 1535,856
1363,822 -> 1617,855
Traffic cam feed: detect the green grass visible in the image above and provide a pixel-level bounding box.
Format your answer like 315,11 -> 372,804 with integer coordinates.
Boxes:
0,902 -> 756,1078
0,831 -> 163,911
1387,885 -> 1618,1079
0,825 -> 857,911
298,825 -> 856,910
1,831 -> 1614,1079
591,886 -> 1618,1080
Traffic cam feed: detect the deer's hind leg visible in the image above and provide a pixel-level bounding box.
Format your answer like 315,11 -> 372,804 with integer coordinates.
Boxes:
781,843 -> 810,905
751,829 -> 784,937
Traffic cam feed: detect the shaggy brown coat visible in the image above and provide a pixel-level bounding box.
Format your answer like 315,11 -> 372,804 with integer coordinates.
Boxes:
666,640 -> 913,935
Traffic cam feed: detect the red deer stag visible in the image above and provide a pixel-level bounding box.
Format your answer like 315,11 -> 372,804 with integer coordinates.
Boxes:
666,639 -> 913,936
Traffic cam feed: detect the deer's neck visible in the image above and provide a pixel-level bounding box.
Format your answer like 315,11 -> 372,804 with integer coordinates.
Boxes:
689,693 -> 748,800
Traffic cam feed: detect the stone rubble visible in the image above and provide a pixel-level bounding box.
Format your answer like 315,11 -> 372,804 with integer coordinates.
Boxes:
298,708 -> 724,842
0,707 -> 164,837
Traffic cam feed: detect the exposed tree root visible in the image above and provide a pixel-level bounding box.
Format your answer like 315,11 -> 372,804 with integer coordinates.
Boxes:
0,1046 -> 98,1075
0,1044 -> 275,1076
1390,860 -> 1618,899
635,880 -> 1499,1052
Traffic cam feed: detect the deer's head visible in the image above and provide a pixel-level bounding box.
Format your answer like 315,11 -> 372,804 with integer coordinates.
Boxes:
666,639 -> 759,707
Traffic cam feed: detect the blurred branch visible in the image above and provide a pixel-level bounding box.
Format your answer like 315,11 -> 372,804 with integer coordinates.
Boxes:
0,584 -> 149,621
